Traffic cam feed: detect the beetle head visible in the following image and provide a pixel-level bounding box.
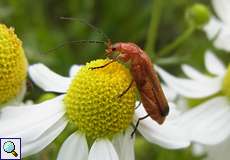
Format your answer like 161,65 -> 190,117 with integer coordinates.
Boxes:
105,40 -> 120,56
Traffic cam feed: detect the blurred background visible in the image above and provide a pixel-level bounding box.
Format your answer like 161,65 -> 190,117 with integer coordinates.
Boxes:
0,0 -> 229,159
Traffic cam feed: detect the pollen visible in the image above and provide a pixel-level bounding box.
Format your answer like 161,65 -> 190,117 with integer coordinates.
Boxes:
0,24 -> 27,105
64,59 -> 136,139
222,65 -> 230,99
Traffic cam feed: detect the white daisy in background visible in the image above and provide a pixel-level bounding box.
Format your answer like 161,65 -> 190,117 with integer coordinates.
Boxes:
204,0 -> 230,52
156,51 -> 230,160
0,24 -> 27,108
0,59 -> 230,160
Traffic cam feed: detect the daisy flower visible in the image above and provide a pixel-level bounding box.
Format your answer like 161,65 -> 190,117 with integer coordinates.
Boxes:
204,0 -> 230,52
0,24 -> 27,107
156,51 -> 230,160
156,50 -> 228,100
0,59 -> 229,159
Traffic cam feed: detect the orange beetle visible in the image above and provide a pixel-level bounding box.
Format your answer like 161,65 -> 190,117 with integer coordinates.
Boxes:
92,41 -> 169,136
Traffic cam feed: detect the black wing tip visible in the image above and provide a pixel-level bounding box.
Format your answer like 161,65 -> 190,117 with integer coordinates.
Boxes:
160,105 -> 169,117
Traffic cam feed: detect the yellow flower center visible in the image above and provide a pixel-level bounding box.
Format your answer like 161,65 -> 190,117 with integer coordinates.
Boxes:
0,24 -> 27,105
64,59 -> 136,139
222,65 -> 230,99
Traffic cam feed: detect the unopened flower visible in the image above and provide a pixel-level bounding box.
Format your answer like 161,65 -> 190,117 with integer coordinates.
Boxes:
0,59 -> 229,159
0,24 -> 27,107
186,3 -> 210,28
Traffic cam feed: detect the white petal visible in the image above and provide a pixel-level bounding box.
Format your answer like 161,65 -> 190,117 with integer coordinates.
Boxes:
214,25 -> 230,52
22,117 -> 67,157
155,65 -> 222,98
29,63 -> 71,93
112,127 -> 135,160
212,0 -> 230,25
134,104 -> 190,149
57,132 -> 88,160
181,64 -> 212,81
89,139 -> 119,160
204,16 -> 230,52
172,96 -> 230,145
69,64 -> 83,77
176,96 -> 190,112
166,102 -> 182,120
161,84 -> 177,101
0,95 -> 65,142
205,51 -> 226,76
204,16 -> 223,40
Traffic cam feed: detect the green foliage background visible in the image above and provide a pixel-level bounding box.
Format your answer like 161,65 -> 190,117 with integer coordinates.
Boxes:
0,0 -> 229,159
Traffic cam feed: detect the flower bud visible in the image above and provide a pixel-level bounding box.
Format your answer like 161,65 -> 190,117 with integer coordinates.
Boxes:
185,3 -> 210,28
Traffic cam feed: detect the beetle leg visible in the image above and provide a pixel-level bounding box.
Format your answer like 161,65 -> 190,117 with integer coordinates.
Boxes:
89,59 -> 116,70
117,79 -> 134,98
131,114 -> 149,138
26,79 -> 33,93
135,101 -> 141,109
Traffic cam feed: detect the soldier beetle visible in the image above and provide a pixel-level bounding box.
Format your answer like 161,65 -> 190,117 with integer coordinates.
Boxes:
91,41 -> 169,137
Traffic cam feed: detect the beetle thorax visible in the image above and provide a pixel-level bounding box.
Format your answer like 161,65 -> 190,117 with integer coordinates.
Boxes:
118,43 -> 141,55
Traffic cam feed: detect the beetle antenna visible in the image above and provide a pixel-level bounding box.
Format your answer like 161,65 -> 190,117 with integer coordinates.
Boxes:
44,40 -> 106,54
60,17 -> 109,41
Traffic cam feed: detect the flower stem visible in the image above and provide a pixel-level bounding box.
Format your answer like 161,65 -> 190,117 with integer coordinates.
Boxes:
158,25 -> 195,56
145,0 -> 163,56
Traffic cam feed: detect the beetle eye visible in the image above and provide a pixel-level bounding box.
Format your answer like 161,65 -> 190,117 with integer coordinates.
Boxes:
112,47 -> 116,51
